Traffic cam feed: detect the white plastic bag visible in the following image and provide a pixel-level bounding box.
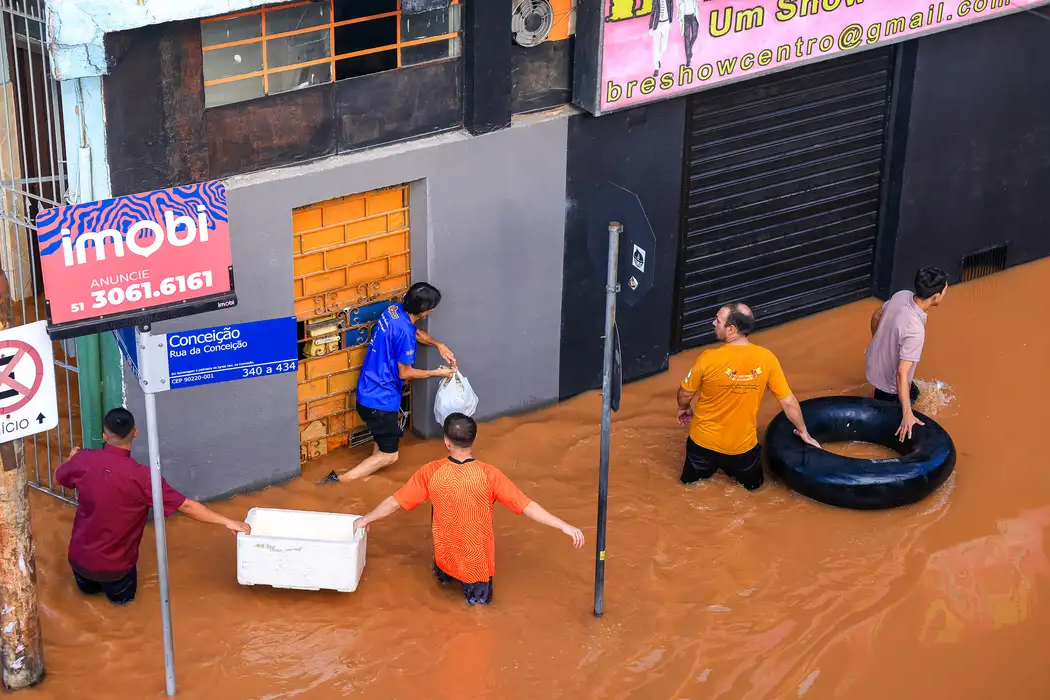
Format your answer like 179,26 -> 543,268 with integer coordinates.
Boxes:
434,371 -> 479,426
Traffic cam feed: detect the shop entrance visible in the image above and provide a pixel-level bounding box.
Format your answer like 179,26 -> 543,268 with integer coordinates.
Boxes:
292,184 -> 411,464
675,48 -> 895,350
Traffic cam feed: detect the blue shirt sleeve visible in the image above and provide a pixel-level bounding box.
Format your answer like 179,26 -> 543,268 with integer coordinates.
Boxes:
394,323 -> 417,366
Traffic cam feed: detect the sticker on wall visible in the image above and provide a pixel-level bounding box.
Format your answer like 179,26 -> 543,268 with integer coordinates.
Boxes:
632,245 -> 646,273
628,276 -> 638,290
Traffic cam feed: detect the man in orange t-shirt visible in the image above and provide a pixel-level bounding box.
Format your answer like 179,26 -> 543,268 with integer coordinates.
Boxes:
676,303 -> 820,490
353,413 -> 584,605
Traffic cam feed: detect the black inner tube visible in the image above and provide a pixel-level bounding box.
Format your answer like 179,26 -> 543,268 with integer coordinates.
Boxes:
766,396 -> 956,511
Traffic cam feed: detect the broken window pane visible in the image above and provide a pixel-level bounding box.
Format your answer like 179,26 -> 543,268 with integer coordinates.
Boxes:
266,2 -> 331,35
205,76 -> 265,109
203,41 -> 264,82
401,37 -> 459,66
201,13 -> 262,47
400,5 -> 459,42
267,28 -> 332,70
201,0 -> 464,107
269,64 -> 333,95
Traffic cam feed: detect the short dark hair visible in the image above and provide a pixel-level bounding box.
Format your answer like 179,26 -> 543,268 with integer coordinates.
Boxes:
104,408 -> 135,439
403,282 -> 442,315
914,266 -> 949,299
443,413 -> 477,449
723,302 -> 756,336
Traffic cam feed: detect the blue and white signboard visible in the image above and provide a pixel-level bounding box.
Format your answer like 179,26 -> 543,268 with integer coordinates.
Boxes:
166,317 -> 297,389
131,316 -> 297,393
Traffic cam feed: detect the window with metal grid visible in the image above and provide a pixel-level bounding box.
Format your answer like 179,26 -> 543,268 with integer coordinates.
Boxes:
201,0 -> 462,108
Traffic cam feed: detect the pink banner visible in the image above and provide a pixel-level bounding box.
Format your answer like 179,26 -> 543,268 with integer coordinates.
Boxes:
598,0 -> 1049,112
35,181 -> 234,330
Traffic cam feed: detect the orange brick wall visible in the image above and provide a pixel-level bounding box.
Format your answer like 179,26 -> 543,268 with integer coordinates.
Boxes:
292,185 -> 412,459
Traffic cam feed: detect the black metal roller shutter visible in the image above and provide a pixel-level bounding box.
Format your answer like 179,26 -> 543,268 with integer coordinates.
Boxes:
675,48 -> 894,350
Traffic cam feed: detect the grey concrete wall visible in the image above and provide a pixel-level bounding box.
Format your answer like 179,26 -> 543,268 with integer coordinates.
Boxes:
127,114 -> 569,500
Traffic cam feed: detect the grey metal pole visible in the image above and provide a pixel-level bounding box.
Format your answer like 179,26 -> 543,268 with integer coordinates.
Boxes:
593,221 -> 621,617
144,391 -> 177,696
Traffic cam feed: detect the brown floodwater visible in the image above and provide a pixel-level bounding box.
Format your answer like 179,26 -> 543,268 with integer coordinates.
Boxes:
13,259 -> 1050,699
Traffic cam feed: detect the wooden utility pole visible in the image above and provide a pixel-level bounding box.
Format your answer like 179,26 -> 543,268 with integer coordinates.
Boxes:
0,268 -> 44,689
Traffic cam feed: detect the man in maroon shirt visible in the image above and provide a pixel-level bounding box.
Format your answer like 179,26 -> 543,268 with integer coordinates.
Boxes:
56,408 -> 250,604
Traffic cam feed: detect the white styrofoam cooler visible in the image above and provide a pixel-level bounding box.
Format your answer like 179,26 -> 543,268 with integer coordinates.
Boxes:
237,508 -> 367,593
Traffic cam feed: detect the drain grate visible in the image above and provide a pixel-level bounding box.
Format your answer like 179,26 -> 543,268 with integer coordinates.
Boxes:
960,243 -> 1008,282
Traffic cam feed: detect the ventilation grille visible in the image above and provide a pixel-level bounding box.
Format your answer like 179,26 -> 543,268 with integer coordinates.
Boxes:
961,243 -> 1008,282
512,0 -> 554,47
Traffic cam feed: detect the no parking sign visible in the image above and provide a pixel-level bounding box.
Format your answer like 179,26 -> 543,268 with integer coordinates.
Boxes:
0,320 -> 58,443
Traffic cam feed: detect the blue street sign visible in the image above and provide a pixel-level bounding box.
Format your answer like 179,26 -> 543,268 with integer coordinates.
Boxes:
165,317 -> 297,390
114,326 -> 139,378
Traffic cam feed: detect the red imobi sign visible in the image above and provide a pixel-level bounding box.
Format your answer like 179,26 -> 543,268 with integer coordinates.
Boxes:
35,181 -> 237,339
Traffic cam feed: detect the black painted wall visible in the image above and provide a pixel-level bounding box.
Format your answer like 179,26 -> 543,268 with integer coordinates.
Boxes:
886,9 -> 1050,292
335,60 -> 461,151
511,39 -> 573,114
104,21 -> 209,197
463,0 -> 511,133
560,99 -> 687,400
206,60 -> 461,179
104,21 -> 463,189
206,84 -> 337,180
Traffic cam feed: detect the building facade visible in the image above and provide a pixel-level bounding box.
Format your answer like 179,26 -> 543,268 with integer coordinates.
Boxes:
22,0 -> 1050,500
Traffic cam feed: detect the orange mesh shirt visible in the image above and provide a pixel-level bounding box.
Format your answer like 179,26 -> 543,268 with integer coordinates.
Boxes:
394,458 -> 532,584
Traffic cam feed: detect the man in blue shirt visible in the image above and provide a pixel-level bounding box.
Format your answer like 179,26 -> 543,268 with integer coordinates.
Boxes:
329,282 -> 455,482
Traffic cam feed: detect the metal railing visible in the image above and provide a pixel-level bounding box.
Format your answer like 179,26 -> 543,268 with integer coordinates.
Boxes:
0,0 -> 79,503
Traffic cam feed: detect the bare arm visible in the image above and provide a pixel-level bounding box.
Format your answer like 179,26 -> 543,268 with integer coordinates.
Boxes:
398,362 -> 453,381
415,327 -> 440,347
677,387 -> 696,426
894,360 -> 924,441
677,387 -> 693,409
177,499 -> 250,534
522,502 -> 585,548
870,305 -> 885,336
778,394 -> 821,448
353,495 -> 402,532
415,328 -> 456,368
896,361 -> 913,404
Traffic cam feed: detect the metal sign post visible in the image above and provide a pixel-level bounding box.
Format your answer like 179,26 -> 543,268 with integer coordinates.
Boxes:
130,316 -> 298,696
145,393 -> 176,696
594,222 -> 622,618
136,329 -> 177,696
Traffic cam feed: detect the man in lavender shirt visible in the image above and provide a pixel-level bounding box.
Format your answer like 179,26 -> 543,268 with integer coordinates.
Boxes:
865,267 -> 949,441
